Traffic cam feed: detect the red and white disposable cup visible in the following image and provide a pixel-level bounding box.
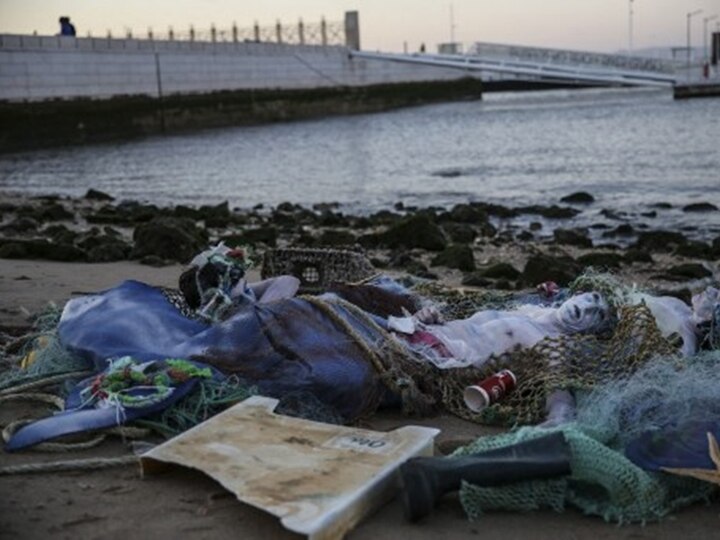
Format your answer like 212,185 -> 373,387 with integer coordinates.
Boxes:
463,369 -> 517,412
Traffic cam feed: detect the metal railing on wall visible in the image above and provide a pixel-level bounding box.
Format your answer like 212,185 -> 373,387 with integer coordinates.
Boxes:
115,19 -> 345,46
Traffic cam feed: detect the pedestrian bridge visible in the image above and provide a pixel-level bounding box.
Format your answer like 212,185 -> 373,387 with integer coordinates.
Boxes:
352,42 -> 679,87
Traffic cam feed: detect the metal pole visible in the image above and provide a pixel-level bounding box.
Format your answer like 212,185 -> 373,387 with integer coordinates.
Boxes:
704,15 -> 719,61
687,10 -> 702,82
450,3 -> 456,43
628,0 -> 634,53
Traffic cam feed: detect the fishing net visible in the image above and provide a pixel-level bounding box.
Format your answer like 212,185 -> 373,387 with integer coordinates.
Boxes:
452,352 -> 720,523
0,306 -> 91,393
375,301 -> 676,427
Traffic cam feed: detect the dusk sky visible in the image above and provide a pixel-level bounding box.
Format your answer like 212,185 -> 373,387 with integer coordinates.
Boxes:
2,0 -> 719,53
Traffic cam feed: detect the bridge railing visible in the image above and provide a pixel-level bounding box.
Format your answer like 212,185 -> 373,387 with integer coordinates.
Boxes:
149,19 -> 346,46
467,42 -> 680,74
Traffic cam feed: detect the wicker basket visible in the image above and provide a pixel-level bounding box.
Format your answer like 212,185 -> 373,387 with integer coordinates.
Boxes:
261,247 -> 377,293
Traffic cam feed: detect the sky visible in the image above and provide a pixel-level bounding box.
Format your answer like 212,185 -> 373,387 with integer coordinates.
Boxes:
1,0 -> 719,53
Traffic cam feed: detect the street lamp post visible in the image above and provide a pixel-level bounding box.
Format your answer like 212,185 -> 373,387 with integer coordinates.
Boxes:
704,15 -> 719,61
687,9 -> 703,81
628,0 -> 634,54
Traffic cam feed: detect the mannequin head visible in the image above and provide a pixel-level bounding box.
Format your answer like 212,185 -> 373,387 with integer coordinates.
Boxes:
556,292 -> 610,334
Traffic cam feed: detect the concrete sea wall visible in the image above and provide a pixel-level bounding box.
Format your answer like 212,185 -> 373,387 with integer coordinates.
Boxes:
0,35 -> 482,151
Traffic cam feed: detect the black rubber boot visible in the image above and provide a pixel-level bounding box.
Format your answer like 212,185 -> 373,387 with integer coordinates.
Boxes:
399,431 -> 571,522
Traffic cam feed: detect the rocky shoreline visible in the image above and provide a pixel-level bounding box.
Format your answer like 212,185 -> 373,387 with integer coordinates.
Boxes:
0,189 -> 718,304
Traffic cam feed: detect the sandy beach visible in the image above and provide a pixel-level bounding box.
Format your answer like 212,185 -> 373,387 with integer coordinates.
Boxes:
1,256 -> 719,539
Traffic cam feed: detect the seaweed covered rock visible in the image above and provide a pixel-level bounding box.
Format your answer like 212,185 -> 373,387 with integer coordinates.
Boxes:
222,226 -> 278,248
560,191 -> 595,204
431,244 -> 476,271
132,217 -> 207,263
377,214 -> 447,251
479,262 -> 521,280
0,239 -> 86,261
84,188 -> 114,201
521,254 -> 581,287
553,228 -> 592,248
633,230 -> 688,252
576,252 -> 625,270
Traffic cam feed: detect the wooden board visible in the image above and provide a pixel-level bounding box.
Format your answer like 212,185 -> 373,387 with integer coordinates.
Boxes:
140,396 -> 439,539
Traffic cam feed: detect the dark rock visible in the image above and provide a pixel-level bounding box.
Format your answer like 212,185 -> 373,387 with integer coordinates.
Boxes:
430,244 -> 475,272
369,210 -> 402,225
103,226 -> 122,237
85,204 -> 123,224
370,257 -> 388,269
529,222 -> 542,231
494,280 -> 515,290
378,214 -> 447,252
589,223 -> 610,229
441,204 -> 489,224
471,202 -> 518,219
521,254 -> 581,287
665,263 -> 713,280
560,192 -> 595,204
84,188 -> 114,201
517,205 -> 580,219
553,228 -> 592,248
641,211 -> 657,218
357,233 -> 381,249
461,274 -> 493,288
319,211 -> 350,228
0,217 -> 39,234
600,209 -> 624,220
624,250 -> 654,264
516,231 -> 534,242
318,229 -> 357,246
26,240 -> 87,262
87,241 -> 131,262
118,201 -> 161,223
674,241 -> 713,259
174,205 -> 200,219
576,252 -> 625,269
682,202 -> 718,212
222,226 -> 278,248
276,202 -> 297,213
602,224 -> 635,238
433,169 -> 463,178
633,230 -> 688,252
480,263 -> 521,280
200,201 -> 231,228
713,235 -> 720,253
351,216 -> 372,229
649,202 -> 673,209
37,203 -> 74,222
409,266 -> 439,280
132,217 -> 207,263
388,251 -> 416,269
0,242 -> 29,259
442,223 -> 477,244
43,224 -> 77,244
312,202 -> 341,212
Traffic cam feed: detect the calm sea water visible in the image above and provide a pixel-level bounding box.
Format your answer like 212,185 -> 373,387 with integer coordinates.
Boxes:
1,87 -> 719,239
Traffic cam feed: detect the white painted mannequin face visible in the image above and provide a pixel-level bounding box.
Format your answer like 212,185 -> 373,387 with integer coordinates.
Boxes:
692,286 -> 720,325
557,292 -> 609,334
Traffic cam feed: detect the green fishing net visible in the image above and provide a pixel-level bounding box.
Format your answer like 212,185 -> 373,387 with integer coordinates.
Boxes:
452,352 -> 720,523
